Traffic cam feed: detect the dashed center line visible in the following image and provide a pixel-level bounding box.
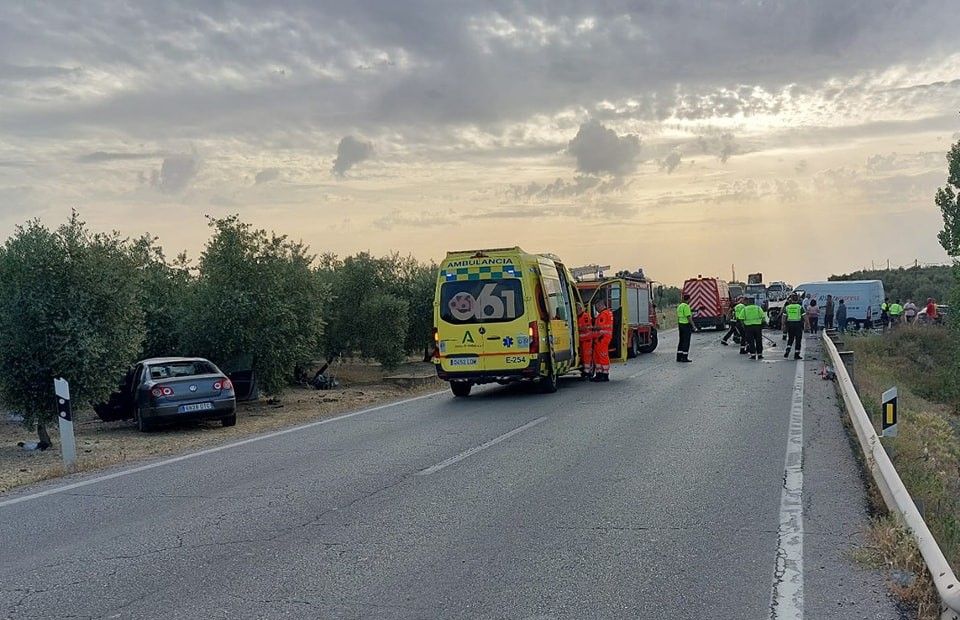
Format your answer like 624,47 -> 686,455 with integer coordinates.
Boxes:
770,361 -> 805,619
416,415 -> 549,476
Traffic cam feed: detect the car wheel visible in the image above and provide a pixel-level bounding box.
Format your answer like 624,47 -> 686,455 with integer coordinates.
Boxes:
135,408 -> 152,433
221,413 -> 237,427
450,382 -> 472,397
538,361 -> 559,393
638,329 -> 658,353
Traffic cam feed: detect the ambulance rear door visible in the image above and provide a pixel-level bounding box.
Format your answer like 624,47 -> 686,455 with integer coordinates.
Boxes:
588,279 -> 629,363
436,266 -> 527,373
537,260 -> 575,368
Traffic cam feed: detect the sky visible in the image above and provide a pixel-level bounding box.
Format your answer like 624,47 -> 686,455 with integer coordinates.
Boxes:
1,1 -> 959,286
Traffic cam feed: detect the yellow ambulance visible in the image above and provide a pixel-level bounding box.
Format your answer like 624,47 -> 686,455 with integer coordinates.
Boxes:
432,247 -> 629,397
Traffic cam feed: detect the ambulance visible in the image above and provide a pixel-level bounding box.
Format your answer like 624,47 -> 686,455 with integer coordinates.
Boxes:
433,247 -> 629,397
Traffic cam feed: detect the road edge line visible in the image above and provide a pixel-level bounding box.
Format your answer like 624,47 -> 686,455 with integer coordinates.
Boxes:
0,389 -> 446,509
770,361 -> 805,619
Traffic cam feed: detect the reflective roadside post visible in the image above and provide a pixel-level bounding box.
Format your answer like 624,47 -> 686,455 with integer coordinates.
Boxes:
54,377 -> 77,472
881,386 -> 898,438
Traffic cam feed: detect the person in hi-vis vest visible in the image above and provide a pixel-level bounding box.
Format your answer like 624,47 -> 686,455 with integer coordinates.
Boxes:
742,297 -> 766,360
577,303 -> 594,379
676,294 -> 695,363
781,293 -> 804,360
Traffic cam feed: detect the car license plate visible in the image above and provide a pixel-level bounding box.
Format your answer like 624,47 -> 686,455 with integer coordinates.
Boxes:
449,357 -> 478,366
179,402 -> 214,413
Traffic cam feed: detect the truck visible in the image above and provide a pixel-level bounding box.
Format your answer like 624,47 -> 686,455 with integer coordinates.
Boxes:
766,281 -> 793,302
433,247 -> 630,396
682,275 -> 731,330
575,271 -> 659,357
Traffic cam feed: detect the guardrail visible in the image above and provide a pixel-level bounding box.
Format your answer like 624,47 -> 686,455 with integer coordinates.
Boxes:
821,331 -> 960,620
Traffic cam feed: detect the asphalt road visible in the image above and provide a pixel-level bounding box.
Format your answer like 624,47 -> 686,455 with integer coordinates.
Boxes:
1,329 -> 901,619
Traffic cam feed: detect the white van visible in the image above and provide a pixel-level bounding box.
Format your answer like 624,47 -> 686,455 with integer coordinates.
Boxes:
794,280 -> 885,329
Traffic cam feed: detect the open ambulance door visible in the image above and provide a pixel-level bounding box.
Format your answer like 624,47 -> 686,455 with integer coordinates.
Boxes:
588,279 -> 629,364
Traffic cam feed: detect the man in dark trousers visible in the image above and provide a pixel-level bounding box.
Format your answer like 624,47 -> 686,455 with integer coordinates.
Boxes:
781,293 -> 804,360
720,295 -> 745,348
824,294 -> 835,330
742,296 -> 766,360
676,293 -> 695,362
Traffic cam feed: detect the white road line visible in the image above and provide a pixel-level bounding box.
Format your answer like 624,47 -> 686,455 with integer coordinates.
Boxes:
416,415 -> 549,476
770,361 -> 805,619
0,390 -> 446,509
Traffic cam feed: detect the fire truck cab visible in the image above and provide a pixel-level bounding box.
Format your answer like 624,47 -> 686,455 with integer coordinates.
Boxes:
574,268 -> 660,358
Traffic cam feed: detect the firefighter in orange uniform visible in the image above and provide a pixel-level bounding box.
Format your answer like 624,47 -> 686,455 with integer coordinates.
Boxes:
576,303 -> 595,379
592,299 -> 613,382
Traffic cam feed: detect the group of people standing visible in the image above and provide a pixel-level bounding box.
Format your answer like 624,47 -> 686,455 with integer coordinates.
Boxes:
577,300 -> 614,382
716,295 -> 767,360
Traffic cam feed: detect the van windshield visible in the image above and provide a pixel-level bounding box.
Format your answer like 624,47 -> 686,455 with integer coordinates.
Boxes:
440,280 -> 525,324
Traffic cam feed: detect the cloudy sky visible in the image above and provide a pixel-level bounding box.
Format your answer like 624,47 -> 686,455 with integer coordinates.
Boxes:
2,1 -> 959,285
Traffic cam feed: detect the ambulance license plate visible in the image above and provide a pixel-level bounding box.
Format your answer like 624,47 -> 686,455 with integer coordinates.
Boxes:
449,357 -> 478,366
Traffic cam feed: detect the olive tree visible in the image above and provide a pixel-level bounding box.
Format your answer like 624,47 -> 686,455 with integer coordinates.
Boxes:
0,214 -> 144,446
937,137 -> 960,327
131,235 -> 192,359
184,216 -> 327,394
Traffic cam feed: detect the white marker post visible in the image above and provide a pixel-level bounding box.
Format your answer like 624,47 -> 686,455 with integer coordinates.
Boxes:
54,378 -> 77,472
881,386 -> 898,438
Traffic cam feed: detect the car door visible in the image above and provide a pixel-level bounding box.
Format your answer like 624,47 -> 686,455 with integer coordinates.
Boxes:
588,279 -> 629,363
93,366 -> 139,421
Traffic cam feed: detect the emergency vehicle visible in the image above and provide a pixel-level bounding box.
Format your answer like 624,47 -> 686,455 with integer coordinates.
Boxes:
433,248 -> 629,397
574,272 -> 659,357
681,276 -> 731,330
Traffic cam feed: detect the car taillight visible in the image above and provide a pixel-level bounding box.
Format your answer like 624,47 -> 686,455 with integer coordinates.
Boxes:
528,321 -> 539,354
214,379 -> 233,391
152,386 -> 174,398
432,327 -> 440,360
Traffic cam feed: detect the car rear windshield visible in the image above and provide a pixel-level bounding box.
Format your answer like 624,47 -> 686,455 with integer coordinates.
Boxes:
148,361 -> 217,381
440,279 -> 524,324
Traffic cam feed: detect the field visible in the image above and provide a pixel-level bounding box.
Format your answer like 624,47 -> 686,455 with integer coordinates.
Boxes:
845,325 -> 960,618
0,361 -> 442,495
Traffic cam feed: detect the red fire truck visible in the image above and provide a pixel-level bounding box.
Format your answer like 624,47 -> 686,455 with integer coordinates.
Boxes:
682,275 -> 731,330
574,268 -> 660,357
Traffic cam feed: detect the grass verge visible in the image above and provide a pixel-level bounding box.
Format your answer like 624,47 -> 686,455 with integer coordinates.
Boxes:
845,325 -> 960,618
1,360 -> 442,495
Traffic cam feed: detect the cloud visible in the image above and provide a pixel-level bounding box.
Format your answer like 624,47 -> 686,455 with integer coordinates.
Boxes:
151,154 -> 199,194
659,149 -> 682,174
505,175 -> 630,202
254,168 -> 280,184
331,136 -> 373,178
694,132 -> 738,163
567,121 -> 641,176
76,150 -> 164,163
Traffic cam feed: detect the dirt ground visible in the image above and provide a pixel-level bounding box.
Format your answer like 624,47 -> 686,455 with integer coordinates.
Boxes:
0,360 -> 442,495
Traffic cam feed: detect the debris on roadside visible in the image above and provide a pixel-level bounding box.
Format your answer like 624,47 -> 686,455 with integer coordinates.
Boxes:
820,366 -> 836,381
17,441 -> 47,452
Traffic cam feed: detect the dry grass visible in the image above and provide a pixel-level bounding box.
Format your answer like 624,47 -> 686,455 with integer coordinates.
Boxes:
657,305 -> 679,330
846,325 -> 960,618
855,516 -> 940,618
0,360 -> 443,495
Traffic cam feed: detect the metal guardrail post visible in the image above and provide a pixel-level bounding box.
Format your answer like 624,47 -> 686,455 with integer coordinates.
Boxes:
837,350 -> 855,386
821,331 -> 960,620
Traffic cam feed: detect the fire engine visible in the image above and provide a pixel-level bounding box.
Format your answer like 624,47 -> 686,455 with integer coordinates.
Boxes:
573,266 -> 660,357
682,275 -> 731,330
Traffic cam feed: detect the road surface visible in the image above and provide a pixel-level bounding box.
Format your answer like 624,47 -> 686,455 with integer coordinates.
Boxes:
1,330 -> 901,619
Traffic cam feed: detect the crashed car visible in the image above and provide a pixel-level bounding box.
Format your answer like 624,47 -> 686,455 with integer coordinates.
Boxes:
94,357 -> 237,432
